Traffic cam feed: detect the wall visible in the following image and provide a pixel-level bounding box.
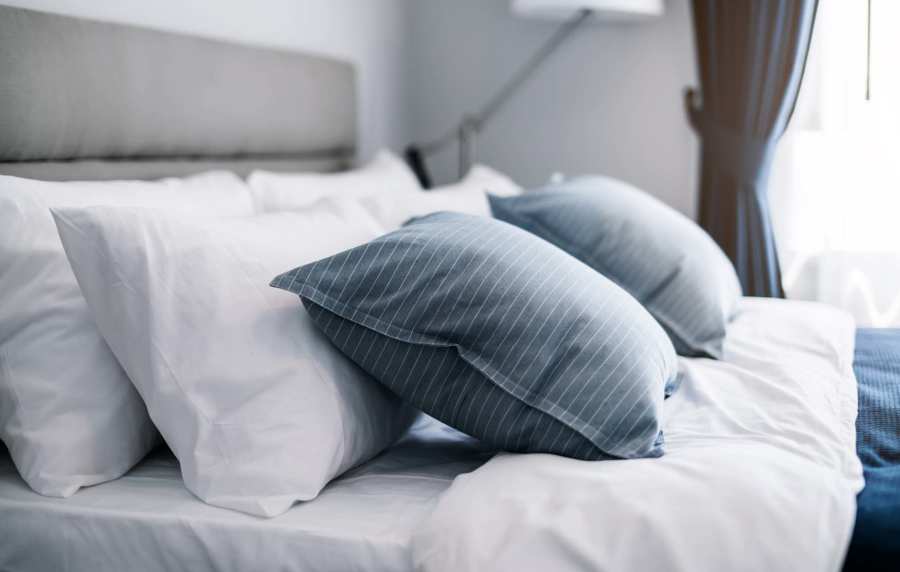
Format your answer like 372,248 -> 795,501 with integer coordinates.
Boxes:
406,0 -> 699,216
2,0 -> 699,214
0,0 -> 410,162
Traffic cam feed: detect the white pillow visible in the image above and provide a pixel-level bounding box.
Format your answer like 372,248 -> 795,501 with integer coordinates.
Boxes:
53,201 -> 414,517
248,149 -> 421,212
350,164 -> 519,231
434,164 -> 522,197
358,188 -> 492,231
0,172 -> 254,498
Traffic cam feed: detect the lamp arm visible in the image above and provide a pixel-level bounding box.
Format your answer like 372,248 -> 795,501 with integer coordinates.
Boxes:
471,7 -> 592,131
408,8 -> 592,183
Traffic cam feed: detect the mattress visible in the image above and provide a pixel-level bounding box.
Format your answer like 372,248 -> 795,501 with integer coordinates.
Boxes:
0,415 -> 493,572
843,328 -> 900,571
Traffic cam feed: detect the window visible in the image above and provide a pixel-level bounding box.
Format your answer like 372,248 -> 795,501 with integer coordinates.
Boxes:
771,0 -> 900,326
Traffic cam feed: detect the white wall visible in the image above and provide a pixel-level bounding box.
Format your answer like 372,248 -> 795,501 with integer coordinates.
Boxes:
406,0 -> 699,216
0,0 -> 410,161
3,0 -> 699,213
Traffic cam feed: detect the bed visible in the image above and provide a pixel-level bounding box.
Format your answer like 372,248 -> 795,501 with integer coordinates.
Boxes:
1,5 -> 898,572
0,415 -> 492,572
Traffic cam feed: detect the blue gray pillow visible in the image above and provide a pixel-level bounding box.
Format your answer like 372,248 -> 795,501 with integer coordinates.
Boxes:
489,176 -> 742,358
272,212 -> 678,460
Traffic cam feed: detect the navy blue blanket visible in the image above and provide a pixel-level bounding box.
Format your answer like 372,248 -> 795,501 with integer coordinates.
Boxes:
843,328 -> 900,570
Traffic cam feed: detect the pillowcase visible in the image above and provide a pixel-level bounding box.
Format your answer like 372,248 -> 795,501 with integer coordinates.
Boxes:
352,163 -> 519,231
433,164 -> 522,196
248,149 -> 421,212
0,171 -> 254,498
53,200 -> 413,517
272,212 -> 678,461
489,175 -> 743,358
358,187 -> 491,231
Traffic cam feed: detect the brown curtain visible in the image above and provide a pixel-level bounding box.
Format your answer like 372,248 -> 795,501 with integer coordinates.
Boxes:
686,0 -> 818,297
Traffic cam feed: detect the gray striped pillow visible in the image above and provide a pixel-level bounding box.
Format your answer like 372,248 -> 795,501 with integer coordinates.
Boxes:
271,212 -> 678,460
489,176 -> 742,358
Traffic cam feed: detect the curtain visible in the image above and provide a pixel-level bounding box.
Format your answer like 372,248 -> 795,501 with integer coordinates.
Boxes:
686,0 -> 819,297
769,0 -> 900,326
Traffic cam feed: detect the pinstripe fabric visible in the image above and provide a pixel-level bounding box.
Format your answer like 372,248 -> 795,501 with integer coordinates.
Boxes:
271,212 -> 678,460
489,176 -> 743,358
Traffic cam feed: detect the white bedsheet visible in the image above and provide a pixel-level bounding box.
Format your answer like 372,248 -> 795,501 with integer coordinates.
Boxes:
0,416 -> 492,572
412,298 -> 864,572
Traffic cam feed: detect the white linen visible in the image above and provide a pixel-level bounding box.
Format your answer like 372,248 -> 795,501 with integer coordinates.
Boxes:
248,149 -> 421,212
412,298 -> 864,572
433,164 -> 522,197
53,202 -> 412,517
354,164 -> 520,231
358,188 -> 492,231
0,172 -> 254,498
0,416 -> 494,572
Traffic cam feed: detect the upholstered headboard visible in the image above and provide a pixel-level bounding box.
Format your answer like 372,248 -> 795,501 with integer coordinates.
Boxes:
0,5 -> 357,180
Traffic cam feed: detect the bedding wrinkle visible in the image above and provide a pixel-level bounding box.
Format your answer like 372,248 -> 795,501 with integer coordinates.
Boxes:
411,299 -> 863,572
224,233 -> 353,498
90,217 -> 228,495
667,364 -> 851,472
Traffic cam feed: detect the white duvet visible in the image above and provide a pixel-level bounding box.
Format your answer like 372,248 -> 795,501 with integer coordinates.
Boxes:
412,298 -> 864,572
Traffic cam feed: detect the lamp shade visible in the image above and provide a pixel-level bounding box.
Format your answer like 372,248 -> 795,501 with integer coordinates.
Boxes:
512,0 -> 664,21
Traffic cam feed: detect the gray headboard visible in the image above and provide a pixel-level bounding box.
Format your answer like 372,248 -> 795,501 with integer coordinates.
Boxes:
0,5 -> 357,180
